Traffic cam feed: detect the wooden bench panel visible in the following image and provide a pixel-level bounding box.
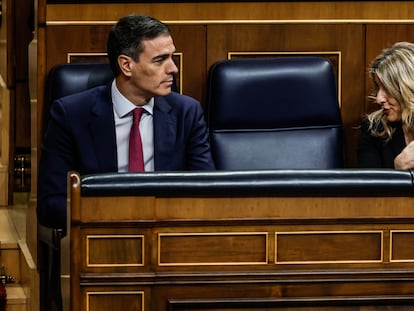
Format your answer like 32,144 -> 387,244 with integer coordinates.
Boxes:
68,171 -> 414,311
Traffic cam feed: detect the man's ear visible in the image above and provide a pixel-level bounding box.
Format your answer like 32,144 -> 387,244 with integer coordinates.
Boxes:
118,55 -> 133,77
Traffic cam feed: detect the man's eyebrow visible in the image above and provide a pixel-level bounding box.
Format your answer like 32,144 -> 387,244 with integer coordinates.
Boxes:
152,53 -> 170,61
152,48 -> 176,61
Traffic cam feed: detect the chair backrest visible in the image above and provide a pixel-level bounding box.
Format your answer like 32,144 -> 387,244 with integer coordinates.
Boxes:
206,56 -> 344,170
43,62 -> 114,136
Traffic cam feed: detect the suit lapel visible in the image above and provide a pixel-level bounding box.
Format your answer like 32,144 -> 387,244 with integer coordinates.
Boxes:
153,96 -> 175,170
89,87 -> 118,172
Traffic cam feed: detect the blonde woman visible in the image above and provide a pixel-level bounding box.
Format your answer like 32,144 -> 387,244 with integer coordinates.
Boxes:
357,42 -> 414,169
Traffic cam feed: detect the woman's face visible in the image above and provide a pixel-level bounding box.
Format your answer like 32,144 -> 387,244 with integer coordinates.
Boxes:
375,77 -> 402,123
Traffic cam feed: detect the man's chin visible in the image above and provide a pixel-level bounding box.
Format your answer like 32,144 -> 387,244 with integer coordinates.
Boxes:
158,88 -> 173,96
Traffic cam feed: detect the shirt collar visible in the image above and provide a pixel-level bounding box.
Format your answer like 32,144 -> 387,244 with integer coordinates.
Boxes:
111,79 -> 154,118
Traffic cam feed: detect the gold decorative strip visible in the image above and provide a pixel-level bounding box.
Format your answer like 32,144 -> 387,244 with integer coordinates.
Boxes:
47,19 -> 414,26
66,52 -> 183,94
228,51 -> 342,108
86,234 -> 144,267
67,52 -> 108,63
86,290 -> 144,311
173,52 -> 183,94
158,232 -> 268,266
390,230 -> 414,263
275,230 -> 383,265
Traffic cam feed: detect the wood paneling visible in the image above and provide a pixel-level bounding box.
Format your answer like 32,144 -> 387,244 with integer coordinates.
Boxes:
158,232 -> 268,265
206,23 -> 365,167
86,290 -> 144,311
275,231 -> 382,263
69,171 -> 414,311
42,23 -> 365,167
43,2 -> 414,23
32,5 -> 414,308
45,25 -> 111,71
168,25 -> 206,102
86,234 -> 144,267
390,230 -> 414,262
365,24 -> 414,113
34,2 -> 414,183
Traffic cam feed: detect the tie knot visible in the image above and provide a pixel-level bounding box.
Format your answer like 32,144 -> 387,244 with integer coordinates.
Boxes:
133,107 -> 144,121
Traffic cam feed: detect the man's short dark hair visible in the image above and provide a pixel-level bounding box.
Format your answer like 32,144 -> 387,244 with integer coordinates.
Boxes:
107,14 -> 170,76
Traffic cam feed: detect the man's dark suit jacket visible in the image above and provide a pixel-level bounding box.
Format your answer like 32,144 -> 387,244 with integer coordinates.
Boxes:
37,84 -> 215,228
357,117 -> 405,168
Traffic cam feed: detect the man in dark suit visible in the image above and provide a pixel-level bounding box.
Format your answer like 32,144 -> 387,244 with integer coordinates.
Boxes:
37,14 -> 215,229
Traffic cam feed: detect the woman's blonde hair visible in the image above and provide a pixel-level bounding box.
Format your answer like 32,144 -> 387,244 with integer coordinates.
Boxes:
367,41 -> 414,141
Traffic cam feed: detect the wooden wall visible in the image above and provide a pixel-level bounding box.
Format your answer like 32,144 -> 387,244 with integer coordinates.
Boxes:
34,1 -> 414,171
25,2 -> 414,309
29,1 -> 414,256
67,171 -> 414,311
0,0 -> 13,206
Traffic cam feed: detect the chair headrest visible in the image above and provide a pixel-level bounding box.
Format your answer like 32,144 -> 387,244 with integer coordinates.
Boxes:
43,62 -> 114,136
207,57 -> 341,129
45,62 -> 113,104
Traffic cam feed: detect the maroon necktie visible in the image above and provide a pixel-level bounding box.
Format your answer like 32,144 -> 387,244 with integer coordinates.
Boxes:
128,108 -> 145,172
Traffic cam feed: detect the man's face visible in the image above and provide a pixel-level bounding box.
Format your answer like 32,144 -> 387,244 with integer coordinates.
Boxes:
123,34 -> 178,102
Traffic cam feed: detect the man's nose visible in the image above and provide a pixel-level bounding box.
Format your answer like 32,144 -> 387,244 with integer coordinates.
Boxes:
167,59 -> 178,74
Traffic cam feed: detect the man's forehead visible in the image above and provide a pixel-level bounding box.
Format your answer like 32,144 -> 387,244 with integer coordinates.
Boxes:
142,35 -> 175,51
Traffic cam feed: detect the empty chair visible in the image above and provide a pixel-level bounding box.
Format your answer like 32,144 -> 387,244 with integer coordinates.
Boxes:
206,56 -> 344,170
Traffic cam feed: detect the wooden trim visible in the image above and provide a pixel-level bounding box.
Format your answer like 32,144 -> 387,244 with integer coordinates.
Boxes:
46,19 -> 414,26
44,2 -> 414,23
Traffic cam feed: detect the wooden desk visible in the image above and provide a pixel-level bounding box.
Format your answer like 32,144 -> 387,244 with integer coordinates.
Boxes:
68,170 -> 414,311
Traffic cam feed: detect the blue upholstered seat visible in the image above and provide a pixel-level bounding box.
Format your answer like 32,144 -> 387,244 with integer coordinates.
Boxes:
206,57 -> 344,169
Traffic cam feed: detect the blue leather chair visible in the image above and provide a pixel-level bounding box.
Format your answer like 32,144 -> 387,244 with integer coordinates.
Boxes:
206,57 -> 344,170
39,62 -> 114,311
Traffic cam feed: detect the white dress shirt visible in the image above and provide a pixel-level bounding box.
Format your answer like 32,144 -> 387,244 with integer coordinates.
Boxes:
111,80 -> 154,172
